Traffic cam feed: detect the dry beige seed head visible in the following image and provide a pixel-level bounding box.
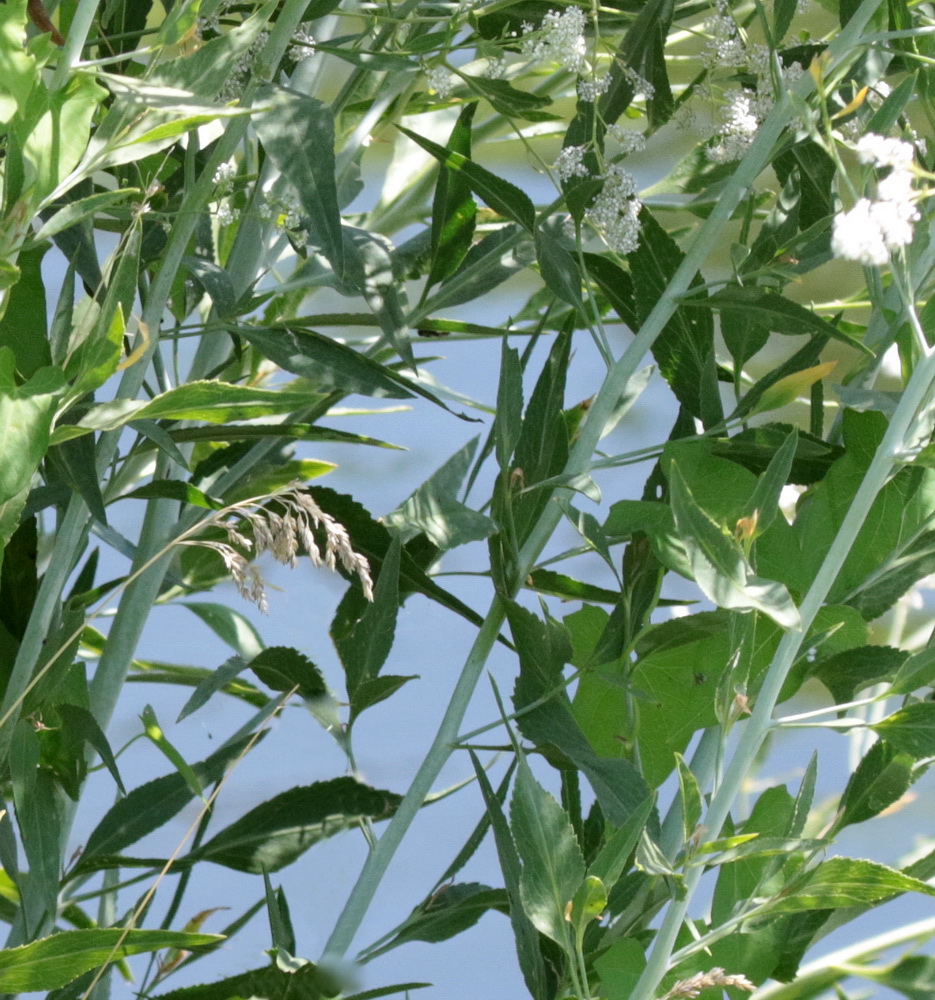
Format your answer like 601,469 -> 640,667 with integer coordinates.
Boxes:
182,483 -> 374,611
662,968 -> 756,1000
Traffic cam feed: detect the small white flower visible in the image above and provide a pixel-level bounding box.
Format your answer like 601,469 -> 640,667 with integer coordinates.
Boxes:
585,163 -> 642,253
607,124 -> 647,153
577,73 -> 611,101
521,6 -> 588,74
706,89 -> 768,163
213,161 -> 237,188
831,198 -> 917,266
623,65 -> 655,99
483,56 -> 507,79
215,201 -> 240,226
426,65 -> 456,99
288,22 -> 316,60
702,14 -> 747,68
855,132 -> 915,170
553,144 -> 590,180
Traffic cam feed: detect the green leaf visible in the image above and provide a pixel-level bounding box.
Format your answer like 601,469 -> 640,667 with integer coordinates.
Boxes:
467,752 -> 550,1000
426,102 -> 477,287
731,334 -> 828,422
181,257 -> 236,318
398,125 -> 536,232
495,339 -> 524,472
362,883 -> 508,958
383,438 -> 494,550
0,929 -> 221,993
31,189 -> 138,245
181,602 -> 264,660
871,702 -> 935,758
11,721 -> 60,919
465,76 -> 552,118
770,857 -> 935,912
535,230 -> 583,312
311,487 -> 488,633
711,423 -> 842,485
0,244 -> 50,377
836,740 -> 914,830
122,481 -> 223,510
891,645 -> 935,695
675,753 -> 702,844
526,569 -> 620,604
0,352 -> 65,505
54,381 -> 324,442
176,656 -> 249,723
140,705 -> 204,798
583,252 -> 638,330
811,644 -> 907,703
76,737 -> 259,869
194,776 -> 400,873
234,325 -> 414,399
861,954 -> 935,1000
689,286 -> 873,356
349,674 -> 418,716
745,427 -> 798,533
587,795 -> 654,888
712,784 -> 796,925
627,209 -> 715,421
249,646 -> 327,702
668,463 -> 800,628
254,84 -> 343,278
335,536 -> 400,704
511,756 -> 585,946
53,703 -> 126,797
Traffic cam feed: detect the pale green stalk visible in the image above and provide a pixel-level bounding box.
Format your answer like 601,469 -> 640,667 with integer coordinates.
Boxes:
50,0 -> 99,91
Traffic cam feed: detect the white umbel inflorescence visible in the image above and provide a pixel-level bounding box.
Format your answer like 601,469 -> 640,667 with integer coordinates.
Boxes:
520,6 -> 588,74
832,133 -> 920,266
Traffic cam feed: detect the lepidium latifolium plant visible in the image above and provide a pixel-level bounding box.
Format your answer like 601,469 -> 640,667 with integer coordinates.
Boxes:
0,0 -> 933,998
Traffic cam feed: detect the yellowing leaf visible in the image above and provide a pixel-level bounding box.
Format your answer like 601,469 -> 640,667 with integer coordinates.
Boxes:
752,362 -> 837,415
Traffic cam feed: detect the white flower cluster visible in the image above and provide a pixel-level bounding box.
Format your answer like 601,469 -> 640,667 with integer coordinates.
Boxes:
607,123 -> 647,153
553,144 -> 590,180
707,88 -> 770,163
577,73 -> 611,102
585,163 -> 642,253
701,10 -> 747,69
185,485 -> 375,613
622,65 -> 655,100
706,48 -> 802,163
831,133 -> 919,266
483,56 -> 507,79
213,161 -> 239,225
520,6 -> 588,74
288,21 -> 316,61
218,28 -> 270,103
426,65 -> 456,99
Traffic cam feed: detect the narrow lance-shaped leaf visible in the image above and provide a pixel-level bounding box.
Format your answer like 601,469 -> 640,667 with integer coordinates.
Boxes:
254,84 -> 344,278
769,857 -> 935,912
75,736 -> 260,869
427,102 -> 478,287
0,929 -> 222,993
398,125 -> 536,232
